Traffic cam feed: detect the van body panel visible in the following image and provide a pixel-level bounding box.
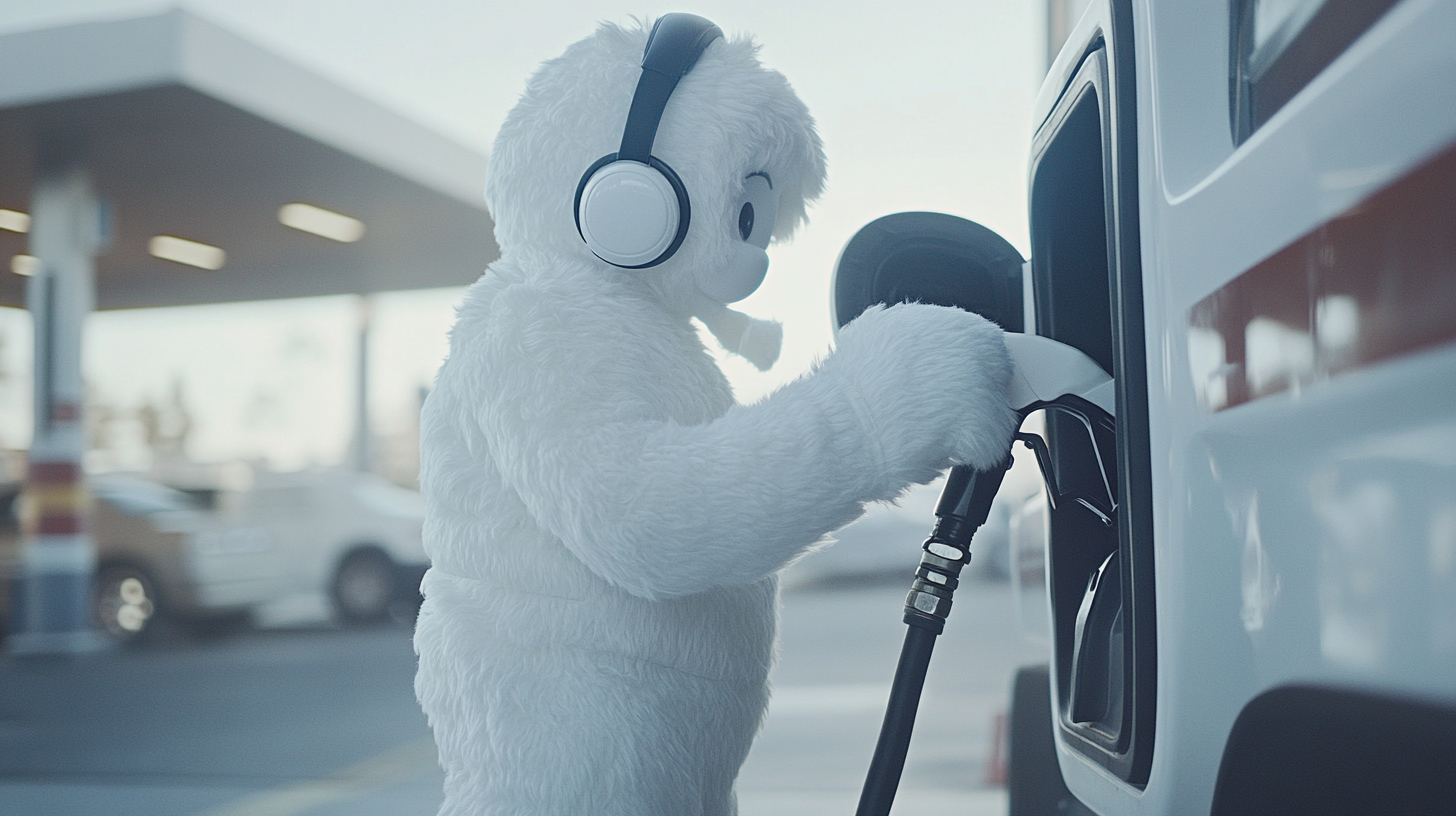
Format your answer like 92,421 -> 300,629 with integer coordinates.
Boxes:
1030,0 -> 1456,812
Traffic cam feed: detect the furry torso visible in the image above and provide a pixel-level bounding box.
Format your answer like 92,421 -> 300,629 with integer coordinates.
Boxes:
412,19 -> 1018,816
415,252 -> 776,816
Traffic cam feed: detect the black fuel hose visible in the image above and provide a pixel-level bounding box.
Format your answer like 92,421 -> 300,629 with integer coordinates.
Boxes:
855,624 -> 937,816
854,461 -> 1011,816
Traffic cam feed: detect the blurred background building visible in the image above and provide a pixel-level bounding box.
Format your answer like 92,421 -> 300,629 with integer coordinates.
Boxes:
0,8 -> 493,649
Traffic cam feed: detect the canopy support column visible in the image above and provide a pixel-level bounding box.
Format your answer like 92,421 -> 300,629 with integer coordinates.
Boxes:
353,293 -> 373,473
9,167 -> 106,655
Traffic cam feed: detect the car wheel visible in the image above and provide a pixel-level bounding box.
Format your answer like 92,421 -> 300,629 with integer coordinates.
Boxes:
93,563 -> 160,644
1008,664 -> 1096,816
332,550 -> 395,624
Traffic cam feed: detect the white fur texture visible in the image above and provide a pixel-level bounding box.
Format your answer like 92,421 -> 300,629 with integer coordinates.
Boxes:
414,19 -> 1019,816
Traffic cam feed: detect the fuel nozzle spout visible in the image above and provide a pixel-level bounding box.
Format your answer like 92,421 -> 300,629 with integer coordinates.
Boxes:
903,459 -> 1013,634
904,332 -> 1119,633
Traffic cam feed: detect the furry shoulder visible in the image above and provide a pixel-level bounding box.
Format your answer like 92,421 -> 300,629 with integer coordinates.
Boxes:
447,254 -> 724,427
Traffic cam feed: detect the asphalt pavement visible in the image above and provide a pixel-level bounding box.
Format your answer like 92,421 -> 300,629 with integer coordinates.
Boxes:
0,567 -> 1044,816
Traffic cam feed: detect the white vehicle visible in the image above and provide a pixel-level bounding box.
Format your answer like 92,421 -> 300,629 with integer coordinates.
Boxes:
6,469 -> 428,642
223,469 -> 428,625
834,1 -> 1456,812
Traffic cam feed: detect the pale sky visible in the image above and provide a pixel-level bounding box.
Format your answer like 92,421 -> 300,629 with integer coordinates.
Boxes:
0,0 -> 1047,470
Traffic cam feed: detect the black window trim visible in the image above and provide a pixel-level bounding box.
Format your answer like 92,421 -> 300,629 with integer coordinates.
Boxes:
1229,0 -> 1404,145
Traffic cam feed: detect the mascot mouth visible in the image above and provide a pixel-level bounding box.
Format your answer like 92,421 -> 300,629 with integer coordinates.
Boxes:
696,242 -> 770,304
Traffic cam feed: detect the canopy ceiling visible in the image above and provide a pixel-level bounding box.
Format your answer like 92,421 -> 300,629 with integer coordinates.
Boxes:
0,9 -> 498,310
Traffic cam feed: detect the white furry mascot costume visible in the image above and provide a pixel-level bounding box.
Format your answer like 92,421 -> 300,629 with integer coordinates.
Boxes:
414,14 -> 1018,816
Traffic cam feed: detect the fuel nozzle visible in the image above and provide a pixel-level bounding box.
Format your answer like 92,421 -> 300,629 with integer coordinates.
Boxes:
900,332 -> 1119,635
903,460 -> 1012,634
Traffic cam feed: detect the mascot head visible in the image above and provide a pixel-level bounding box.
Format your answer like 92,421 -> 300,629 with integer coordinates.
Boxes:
485,14 -> 826,333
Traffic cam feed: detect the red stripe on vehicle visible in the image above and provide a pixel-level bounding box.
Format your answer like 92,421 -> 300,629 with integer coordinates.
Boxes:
1188,139 -> 1456,411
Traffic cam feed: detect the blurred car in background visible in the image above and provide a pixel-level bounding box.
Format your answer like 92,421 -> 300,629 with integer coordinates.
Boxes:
215,469 -> 427,626
781,465 -> 1038,590
2,475 -> 281,643
1,468 -> 427,645
1008,489 -> 1051,650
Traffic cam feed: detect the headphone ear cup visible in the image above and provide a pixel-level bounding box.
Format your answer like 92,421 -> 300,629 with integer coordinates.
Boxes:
576,158 -> 686,268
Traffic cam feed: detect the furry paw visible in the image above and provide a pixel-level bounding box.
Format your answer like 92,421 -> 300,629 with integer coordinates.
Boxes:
822,303 -> 1019,493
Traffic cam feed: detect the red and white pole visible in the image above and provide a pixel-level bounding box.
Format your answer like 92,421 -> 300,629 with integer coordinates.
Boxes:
8,167 -> 105,655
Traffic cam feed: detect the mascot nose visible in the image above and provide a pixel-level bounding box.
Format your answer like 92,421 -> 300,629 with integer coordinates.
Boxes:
696,243 -> 769,303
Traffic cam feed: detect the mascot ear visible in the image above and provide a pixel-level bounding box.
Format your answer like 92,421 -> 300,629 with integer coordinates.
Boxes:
574,14 -> 723,269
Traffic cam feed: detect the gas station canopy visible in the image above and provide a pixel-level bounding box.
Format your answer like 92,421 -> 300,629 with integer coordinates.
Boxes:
0,9 -> 498,310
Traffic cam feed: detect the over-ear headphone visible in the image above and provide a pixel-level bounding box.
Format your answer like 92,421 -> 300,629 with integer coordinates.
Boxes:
574,14 -> 723,269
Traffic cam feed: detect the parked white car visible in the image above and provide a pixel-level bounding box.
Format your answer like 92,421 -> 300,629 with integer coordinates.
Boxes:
2,469 -> 428,643
216,469 -> 427,626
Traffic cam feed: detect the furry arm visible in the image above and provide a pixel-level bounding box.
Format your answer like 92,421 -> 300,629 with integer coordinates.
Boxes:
466,286 -> 1017,601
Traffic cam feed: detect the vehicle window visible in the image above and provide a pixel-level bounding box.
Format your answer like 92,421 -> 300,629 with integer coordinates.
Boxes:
1230,0 -> 1402,143
92,477 -> 199,516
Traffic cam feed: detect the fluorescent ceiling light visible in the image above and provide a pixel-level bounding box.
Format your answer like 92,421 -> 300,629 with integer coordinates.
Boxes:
149,235 -> 226,270
0,209 -> 30,233
11,254 -> 39,276
278,202 -> 365,243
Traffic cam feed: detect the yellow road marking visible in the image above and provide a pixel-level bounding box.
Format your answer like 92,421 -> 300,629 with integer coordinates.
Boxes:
189,737 -> 438,816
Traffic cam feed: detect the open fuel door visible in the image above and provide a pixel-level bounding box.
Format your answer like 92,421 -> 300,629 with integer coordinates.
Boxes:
1028,1 -> 1156,786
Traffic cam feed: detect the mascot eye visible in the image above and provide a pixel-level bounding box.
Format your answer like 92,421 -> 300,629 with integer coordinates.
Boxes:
735,173 -> 778,250
738,203 -> 754,241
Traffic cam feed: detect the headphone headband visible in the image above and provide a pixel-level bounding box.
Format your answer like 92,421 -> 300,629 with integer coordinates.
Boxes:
575,14 -> 723,269
617,14 -> 723,162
